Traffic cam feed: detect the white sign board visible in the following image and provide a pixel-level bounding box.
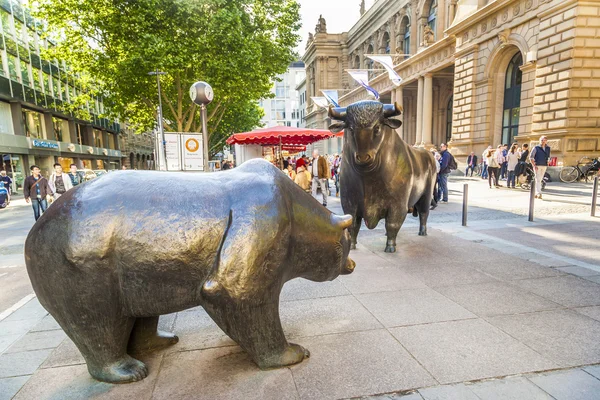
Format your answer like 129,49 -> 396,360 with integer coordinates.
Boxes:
182,134 -> 204,171
164,133 -> 181,171
163,133 -> 205,171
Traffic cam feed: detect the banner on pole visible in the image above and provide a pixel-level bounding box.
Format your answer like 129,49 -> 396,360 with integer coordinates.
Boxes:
164,133 -> 181,171
367,55 -> 403,86
347,70 -> 380,99
321,90 -> 340,107
311,97 -> 330,108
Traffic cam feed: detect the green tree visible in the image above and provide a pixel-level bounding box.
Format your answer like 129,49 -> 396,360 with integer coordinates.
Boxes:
35,0 -> 300,153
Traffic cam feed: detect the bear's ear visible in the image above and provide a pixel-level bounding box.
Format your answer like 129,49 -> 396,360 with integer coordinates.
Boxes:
331,214 -> 353,230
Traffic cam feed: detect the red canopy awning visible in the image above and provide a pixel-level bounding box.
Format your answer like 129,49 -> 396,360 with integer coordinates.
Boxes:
226,126 -> 334,146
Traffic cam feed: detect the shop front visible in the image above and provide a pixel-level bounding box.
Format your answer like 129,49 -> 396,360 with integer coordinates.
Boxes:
1,153 -> 25,193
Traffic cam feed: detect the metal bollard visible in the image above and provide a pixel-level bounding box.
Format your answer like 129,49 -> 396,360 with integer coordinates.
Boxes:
462,183 -> 468,226
592,176 -> 599,217
528,179 -> 536,222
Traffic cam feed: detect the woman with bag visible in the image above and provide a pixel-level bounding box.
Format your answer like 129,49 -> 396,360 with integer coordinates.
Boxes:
23,165 -> 54,221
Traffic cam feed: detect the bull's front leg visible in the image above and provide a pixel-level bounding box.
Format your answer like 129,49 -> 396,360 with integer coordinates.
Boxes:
384,210 -> 407,253
349,213 -> 362,250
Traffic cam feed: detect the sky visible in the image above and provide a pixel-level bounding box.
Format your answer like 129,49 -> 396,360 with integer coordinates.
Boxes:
296,0 -> 376,56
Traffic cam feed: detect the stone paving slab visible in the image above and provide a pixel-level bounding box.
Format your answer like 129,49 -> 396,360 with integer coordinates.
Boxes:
4,330 -> 67,354
153,347 -> 298,400
0,349 -> 53,378
434,281 -> 561,316
0,376 -> 30,400
14,354 -> 163,400
290,329 -> 436,400
280,295 -> 383,338
487,309 -> 600,367
281,277 -> 350,302
356,288 -> 476,328
528,369 -> 600,400
418,383 -> 480,400
467,376 -> 553,399
511,275 -> 600,307
339,263 -> 427,294
390,319 -> 557,384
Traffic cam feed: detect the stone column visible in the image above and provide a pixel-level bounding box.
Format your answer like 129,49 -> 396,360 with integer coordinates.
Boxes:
10,102 -> 24,136
438,0 -> 446,40
423,74 -> 433,147
395,87 -> 404,139
416,76 -> 424,146
43,112 -> 55,141
410,7 -> 418,55
449,0 -> 458,27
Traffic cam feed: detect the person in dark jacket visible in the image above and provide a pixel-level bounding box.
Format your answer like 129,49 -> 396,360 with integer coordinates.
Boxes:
23,165 -> 53,221
530,136 -> 551,199
437,143 -> 451,203
515,143 -> 529,179
465,152 -> 478,177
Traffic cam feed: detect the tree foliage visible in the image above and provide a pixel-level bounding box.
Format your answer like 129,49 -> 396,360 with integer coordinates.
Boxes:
35,0 -> 300,153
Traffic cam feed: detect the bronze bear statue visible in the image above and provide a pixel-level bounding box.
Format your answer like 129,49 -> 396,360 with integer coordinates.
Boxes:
25,159 -> 355,383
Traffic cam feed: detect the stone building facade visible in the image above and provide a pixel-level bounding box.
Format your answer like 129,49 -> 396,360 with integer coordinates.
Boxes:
303,0 -> 600,167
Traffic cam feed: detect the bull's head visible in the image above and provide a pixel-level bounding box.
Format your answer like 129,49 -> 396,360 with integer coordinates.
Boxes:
329,101 -> 402,169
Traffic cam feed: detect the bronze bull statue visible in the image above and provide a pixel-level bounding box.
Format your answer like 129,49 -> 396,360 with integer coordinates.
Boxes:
25,159 -> 355,383
329,100 -> 437,253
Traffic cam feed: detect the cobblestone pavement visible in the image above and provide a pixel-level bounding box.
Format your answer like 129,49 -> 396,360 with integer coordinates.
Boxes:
0,175 -> 599,399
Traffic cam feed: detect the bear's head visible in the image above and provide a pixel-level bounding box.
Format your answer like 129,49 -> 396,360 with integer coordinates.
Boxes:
294,214 -> 355,282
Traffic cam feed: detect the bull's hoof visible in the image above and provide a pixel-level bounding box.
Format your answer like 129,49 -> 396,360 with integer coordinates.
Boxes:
418,230 -> 428,236
90,356 -> 148,383
350,243 -> 357,250
257,343 -> 310,370
384,245 -> 396,253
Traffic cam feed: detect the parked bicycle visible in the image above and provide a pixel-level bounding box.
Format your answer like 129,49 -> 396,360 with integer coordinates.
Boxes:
559,156 -> 600,183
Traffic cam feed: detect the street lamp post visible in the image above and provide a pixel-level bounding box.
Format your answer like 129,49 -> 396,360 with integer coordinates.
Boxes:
149,70 -> 167,170
189,81 -> 214,172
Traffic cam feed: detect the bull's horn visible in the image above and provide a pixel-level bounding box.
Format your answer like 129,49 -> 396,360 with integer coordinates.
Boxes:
331,214 -> 353,230
329,106 -> 347,121
383,102 -> 403,118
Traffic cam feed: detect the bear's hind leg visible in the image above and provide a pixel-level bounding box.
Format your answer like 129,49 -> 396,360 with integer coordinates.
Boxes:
203,299 -> 309,370
127,316 -> 179,354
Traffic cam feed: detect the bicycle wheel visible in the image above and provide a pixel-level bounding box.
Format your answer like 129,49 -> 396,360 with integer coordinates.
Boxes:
585,170 -> 599,183
559,166 -> 579,183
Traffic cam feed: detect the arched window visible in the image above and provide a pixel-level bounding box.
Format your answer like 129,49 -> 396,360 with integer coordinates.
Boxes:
502,52 -> 523,145
354,55 -> 360,69
446,96 -> 453,143
428,0 -> 437,39
366,44 -> 374,78
382,32 -> 390,54
401,17 -> 411,59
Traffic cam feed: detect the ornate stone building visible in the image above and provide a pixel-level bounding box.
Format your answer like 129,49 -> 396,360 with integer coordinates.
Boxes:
303,0 -> 600,167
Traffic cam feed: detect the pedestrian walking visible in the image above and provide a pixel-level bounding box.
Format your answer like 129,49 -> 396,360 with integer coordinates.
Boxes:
485,147 -> 500,188
437,143 -> 451,203
530,136 -> 551,199
500,144 -> 508,179
23,165 -> 53,221
49,163 -> 73,200
311,149 -> 329,206
481,146 -> 491,179
0,170 -> 12,203
294,165 -> 311,192
67,164 -> 84,187
514,143 -> 529,185
465,152 -> 477,177
506,144 -> 520,188
332,154 -> 341,197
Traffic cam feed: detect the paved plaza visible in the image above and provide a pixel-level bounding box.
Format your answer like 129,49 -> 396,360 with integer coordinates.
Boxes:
1,176 -> 600,399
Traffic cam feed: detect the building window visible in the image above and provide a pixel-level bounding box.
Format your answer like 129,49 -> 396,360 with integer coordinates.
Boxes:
271,100 -> 286,120
20,60 -> 31,87
402,17 -> 411,59
76,124 -> 84,145
428,0 -> 437,39
22,108 -> 45,139
7,54 -> 19,81
0,101 -> 14,135
446,96 -> 453,144
53,117 -> 69,142
502,52 -> 523,145
93,129 -> 103,148
382,32 -> 390,54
